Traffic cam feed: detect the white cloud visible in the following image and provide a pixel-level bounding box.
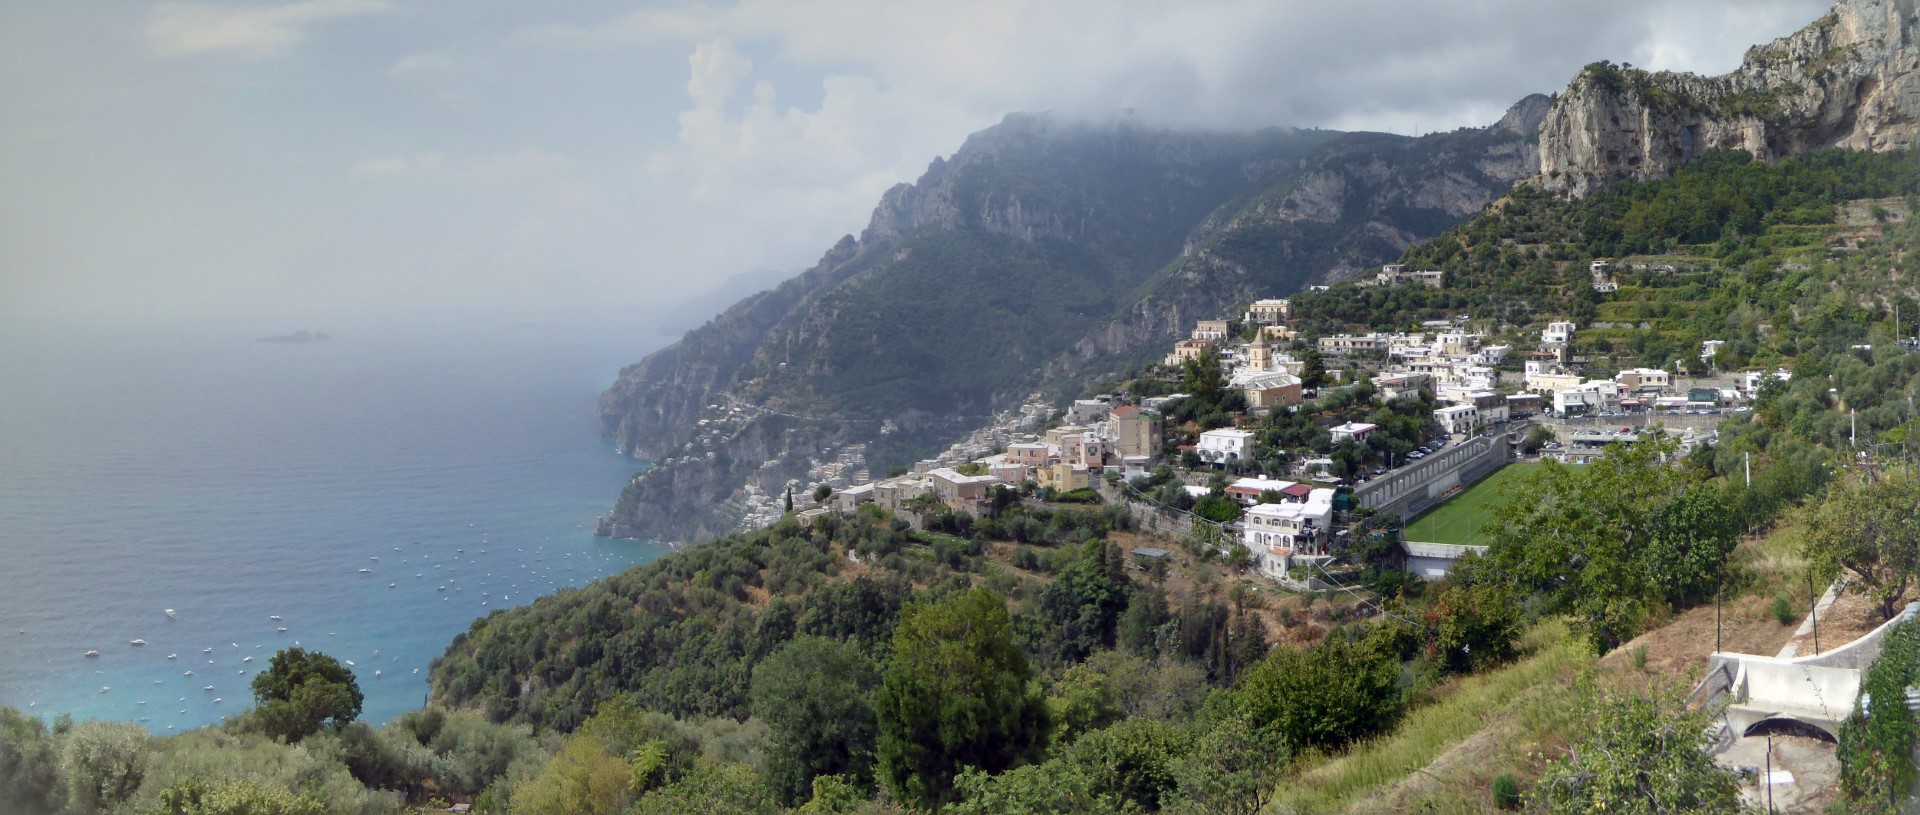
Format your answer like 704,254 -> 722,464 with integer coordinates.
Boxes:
147,0 -> 391,59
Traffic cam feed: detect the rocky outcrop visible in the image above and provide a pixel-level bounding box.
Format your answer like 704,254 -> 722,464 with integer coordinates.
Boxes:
1534,0 -> 1919,197
597,101 -> 1549,543
1044,97 -> 1549,380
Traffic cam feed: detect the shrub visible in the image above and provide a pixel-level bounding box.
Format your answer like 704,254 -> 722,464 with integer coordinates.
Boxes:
1771,595 -> 1796,626
1491,773 -> 1521,810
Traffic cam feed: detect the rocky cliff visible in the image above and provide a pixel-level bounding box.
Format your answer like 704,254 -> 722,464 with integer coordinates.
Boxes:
1044,95 -> 1549,380
1534,0 -> 1919,197
598,109 -> 1547,542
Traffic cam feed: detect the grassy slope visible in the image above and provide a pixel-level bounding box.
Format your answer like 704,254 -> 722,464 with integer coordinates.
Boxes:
1267,517 -> 1828,813
1403,462 -> 1544,546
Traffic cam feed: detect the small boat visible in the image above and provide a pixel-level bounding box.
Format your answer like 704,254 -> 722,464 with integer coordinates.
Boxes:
203,685 -> 214,691
84,650 -> 100,658
241,656 -> 252,663
129,639 -> 146,646
184,671 -> 193,676
373,670 -> 382,678
277,627 -> 287,632
166,653 -> 177,660
269,615 -> 281,621
164,609 -> 176,619
344,659 -> 355,667
388,582 -> 396,588
136,700 -> 145,705
357,568 -> 372,574
99,687 -> 109,693
212,698 -> 221,704
202,647 -> 213,654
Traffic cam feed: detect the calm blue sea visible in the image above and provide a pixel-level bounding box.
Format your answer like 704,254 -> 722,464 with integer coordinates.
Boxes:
0,321 -> 674,733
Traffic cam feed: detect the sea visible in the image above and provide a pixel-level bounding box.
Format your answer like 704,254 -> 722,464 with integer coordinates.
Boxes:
0,319 -> 676,733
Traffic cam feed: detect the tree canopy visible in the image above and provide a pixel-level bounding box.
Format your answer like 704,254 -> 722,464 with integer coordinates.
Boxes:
250,648 -> 363,744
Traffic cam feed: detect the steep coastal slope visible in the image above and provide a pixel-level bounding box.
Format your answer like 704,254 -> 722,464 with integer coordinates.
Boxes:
1533,0 -> 1919,196
1047,95 -> 1549,378
598,111 -> 1544,541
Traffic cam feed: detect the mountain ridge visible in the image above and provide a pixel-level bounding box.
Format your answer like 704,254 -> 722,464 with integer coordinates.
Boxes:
1532,0 -> 1919,196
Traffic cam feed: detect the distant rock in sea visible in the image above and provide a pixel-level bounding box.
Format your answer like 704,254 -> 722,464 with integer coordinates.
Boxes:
255,330 -> 330,344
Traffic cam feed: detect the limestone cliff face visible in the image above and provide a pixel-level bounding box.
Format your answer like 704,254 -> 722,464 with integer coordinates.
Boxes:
599,105 -> 1551,542
1535,0 -> 1919,197
1045,95 -> 1549,379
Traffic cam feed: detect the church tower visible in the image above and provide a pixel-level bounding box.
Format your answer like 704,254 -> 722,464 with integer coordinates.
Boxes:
1248,329 -> 1272,373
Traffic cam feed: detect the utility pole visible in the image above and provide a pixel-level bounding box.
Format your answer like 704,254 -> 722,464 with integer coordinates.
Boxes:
1745,451 -> 1751,488
1716,584 -> 1722,653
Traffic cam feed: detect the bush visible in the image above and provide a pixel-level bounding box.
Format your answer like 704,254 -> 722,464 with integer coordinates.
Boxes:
1771,594 -> 1796,626
1837,616 -> 1920,814
1492,773 -> 1521,810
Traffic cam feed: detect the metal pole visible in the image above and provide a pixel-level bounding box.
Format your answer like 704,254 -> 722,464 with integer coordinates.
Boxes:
1716,584 -> 1722,653
1810,572 -> 1820,655
1766,733 -> 1775,814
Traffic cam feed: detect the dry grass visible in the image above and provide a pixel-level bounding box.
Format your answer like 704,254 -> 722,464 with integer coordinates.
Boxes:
1270,622 -> 1593,815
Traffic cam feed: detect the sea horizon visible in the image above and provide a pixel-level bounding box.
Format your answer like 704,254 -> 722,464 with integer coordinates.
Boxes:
0,319 -> 677,733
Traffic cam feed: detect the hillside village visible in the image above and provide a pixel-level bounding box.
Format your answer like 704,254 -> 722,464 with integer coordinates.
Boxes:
754,261 -> 1790,592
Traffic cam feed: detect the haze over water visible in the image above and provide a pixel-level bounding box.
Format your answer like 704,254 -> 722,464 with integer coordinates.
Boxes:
0,320 -> 674,732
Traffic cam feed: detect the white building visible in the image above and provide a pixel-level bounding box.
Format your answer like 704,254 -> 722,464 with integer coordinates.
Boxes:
1195,428 -> 1256,464
1434,404 -> 1480,436
1329,422 -> 1378,444
1542,321 -> 1577,345
1701,340 -> 1726,362
1613,367 -> 1672,393
1245,488 -> 1339,580
1553,380 -> 1622,415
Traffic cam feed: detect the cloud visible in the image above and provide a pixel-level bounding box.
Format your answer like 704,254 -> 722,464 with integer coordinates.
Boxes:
525,0 -> 1831,296
147,0 -> 391,59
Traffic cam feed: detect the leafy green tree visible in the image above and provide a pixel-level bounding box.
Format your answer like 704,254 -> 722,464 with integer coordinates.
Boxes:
1530,684 -> 1742,815
949,717 -> 1194,815
1230,635 -> 1400,750
1838,616 -> 1920,814
876,588 -> 1050,810
510,737 -> 633,815
1182,348 -> 1226,401
1521,424 -> 1556,454
250,648 -> 363,743
58,720 -> 148,815
0,706 -> 63,815
1801,472 -> 1920,620
1163,714 -> 1288,815
750,636 -> 881,804
1299,348 -> 1327,389
146,777 -> 326,815
1473,438 -> 1730,650
628,760 -> 779,815
1427,581 -> 1520,674
814,484 -> 833,504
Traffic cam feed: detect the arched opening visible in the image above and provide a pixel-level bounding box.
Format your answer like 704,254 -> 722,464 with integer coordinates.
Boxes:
1742,717 -> 1838,743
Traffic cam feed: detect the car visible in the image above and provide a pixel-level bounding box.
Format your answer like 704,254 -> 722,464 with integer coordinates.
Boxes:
1408,452 -> 1426,460
1544,442 -> 1561,450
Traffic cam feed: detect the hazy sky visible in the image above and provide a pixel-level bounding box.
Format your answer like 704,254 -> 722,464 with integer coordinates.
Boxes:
0,0 -> 1832,331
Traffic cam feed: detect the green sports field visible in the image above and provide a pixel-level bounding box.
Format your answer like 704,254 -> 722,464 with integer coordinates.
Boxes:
1402,462 -> 1544,546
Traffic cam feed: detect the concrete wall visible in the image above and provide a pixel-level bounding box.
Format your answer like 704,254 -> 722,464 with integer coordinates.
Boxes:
1403,541 -> 1490,580
1354,426 -> 1513,522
